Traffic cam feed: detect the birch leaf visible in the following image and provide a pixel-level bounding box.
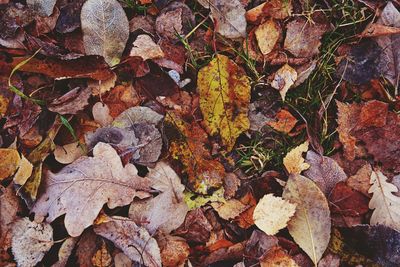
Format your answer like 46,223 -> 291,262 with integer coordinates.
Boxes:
283,174 -> 331,265
81,0 -> 129,66
369,170 -> 400,232
32,142 -> 152,237
198,54 -> 251,151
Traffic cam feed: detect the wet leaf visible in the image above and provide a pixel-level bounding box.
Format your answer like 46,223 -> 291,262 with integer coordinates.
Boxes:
32,143 -> 152,237
198,54 -> 250,151
369,170 -> 400,231
11,218 -> 53,267
283,174 -> 331,265
81,0 -> 129,66
253,194 -> 297,235
94,216 -> 162,267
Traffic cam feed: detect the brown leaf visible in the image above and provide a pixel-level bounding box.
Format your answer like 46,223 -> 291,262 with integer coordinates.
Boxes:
48,86 -> 91,115
211,199 -> 247,220
27,0 -> 56,17
283,141 -> 310,175
156,233 -> 189,267
255,19 -> 280,56
346,164 -> 372,196
267,109 -> 298,134
0,148 -> 20,180
91,240 -> 112,267
271,64 -> 298,101
260,246 -> 299,267
174,208 -> 213,243
76,230 -> 101,267
52,237 -> 78,267
32,142 -> 152,237
94,216 -> 162,267
304,151 -> 347,196
155,8 -> 183,40
129,35 -> 164,61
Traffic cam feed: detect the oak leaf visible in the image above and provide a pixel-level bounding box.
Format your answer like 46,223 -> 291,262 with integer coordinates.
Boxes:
198,54 -> 250,151
94,216 -> 162,267
369,170 -> 400,232
283,174 -> 331,265
11,218 -> 54,267
283,141 -> 310,174
32,142 -> 152,237
81,0 -> 129,66
253,194 -> 296,235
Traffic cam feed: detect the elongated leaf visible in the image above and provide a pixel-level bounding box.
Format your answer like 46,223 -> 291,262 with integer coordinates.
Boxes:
198,54 -> 250,151
283,174 -> 331,265
81,0 -> 129,66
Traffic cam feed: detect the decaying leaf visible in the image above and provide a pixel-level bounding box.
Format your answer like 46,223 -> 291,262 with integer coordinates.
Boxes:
283,141 -> 310,174
283,174 -> 331,265
211,199 -> 247,220
284,17 -> 331,58
369,170 -> 400,232
81,0 -> 129,66
0,148 -> 20,180
94,216 -> 162,267
346,164 -> 372,196
184,187 -> 225,210
90,73 -> 117,96
253,194 -> 297,235
165,113 -> 225,194
266,109 -> 298,134
48,86 -> 91,115
271,64 -> 298,100
11,218 -> 53,267
32,142 -> 152,237
91,240 -> 112,267
114,253 -> 132,267
27,0 -> 56,16
130,34 -> 164,61
255,19 -> 280,56
156,233 -> 190,267
260,246 -> 299,267
304,151 -> 347,196
198,54 -> 250,151
129,162 -> 188,234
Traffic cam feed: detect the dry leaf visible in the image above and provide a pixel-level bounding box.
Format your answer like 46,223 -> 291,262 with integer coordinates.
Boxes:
283,174 -> 331,265
155,8 -> 183,41
284,17 -> 331,58
54,142 -> 84,165
267,109 -> 298,134
130,34 -> 164,61
198,54 -> 250,151
336,101 -> 360,161
48,87 -> 91,115
129,162 -> 188,234
271,64 -> 298,101
27,0 -> 56,16
346,164 -> 372,196
92,102 -> 113,127
81,0 -> 129,66
52,237 -> 78,267
0,148 -> 20,180
260,246 -> 299,267
211,199 -> 247,220
90,73 -> 117,96
304,151 -> 347,196
283,141 -> 310,174
12,218 -> 53,267
253,194 -> 296,235
255,19 -> 280,56
32,142 -> 151,237
114,253 -> 132,267
94,216 -> 162,267
157,234 -> 190,267
91,240 -> 112,267
369,170 -> 400,232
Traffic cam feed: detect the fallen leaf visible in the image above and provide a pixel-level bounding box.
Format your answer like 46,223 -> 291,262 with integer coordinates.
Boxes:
260,246 -> 299,267
56,0 -> 85,33
235,191 -> 257,229
369,170 -> 400,231
267,109 -> 298,134
81,0 -> 129,66
346,164 -> 372,196
156,233 -> 190,267
32,142 -> 152,237
0,148 -> 20,180
244,230 -> 279,264
92,102 -> 113,127
184,187 -> 225,210
130,34 -> 164,61
262,0 -> 293,19
89,72 -> 117,96
27,0 -> 56,16
303,151 -> 347,196
253,194 -> 297,235
91,240 -> 112,267
48,86 -> 91,115
52,237 -> 78,267
211,199 -> 247,220
165,113 -> 225,194
375,2 -> 400,88
283,141 -> 310,174
174,208 -> 213,243
94,216 -> 162,267
283,174 -> 331,265
11,218 -> 53,267
198,54 -> 250,151
129,162 -> 188,234
76,230 -> 101,267
102,84 -> 141,118
54,142 -> 84,164
199,0 -> 247,39
129,15 -> 155,35
155,7 -> 184,41
271,64 -> 298,101
284,17 -> 331,58
361,23 -> 400,37
336,101 -> 360,161
255,19 -> 280,56
12,154 -> 33,187
114,253 -> 132,267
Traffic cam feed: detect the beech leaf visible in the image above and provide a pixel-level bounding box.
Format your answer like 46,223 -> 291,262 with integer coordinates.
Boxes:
32,142 -> 152,237
368,170 -> 400,232
94,216 -> 162,267
198,54 -> 251,151
283,174 -> 331,265
81,0 -> 129,66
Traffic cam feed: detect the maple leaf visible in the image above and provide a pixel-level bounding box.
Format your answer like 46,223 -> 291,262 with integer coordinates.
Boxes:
197,54 -> 251,151
32,142 -> 152,237
368,170 -> 400,232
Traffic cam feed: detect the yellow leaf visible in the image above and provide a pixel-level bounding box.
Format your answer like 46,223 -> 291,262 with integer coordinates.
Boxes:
0,149 -> 20,180
184,188 -> 225,210
13,155 -> 33,186
255,19 -> 280,55
198,54 -> 251,151
283,141 -> 309,174
253,194 -> 296,235
271,64 -> 297,101
165,113 -> 224,194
